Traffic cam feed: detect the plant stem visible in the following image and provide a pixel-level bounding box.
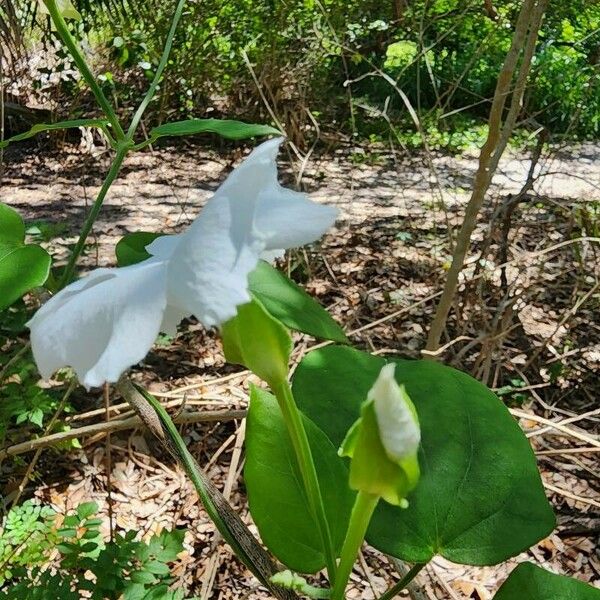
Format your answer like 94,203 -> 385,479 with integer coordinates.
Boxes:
273,380 -> 338,584
331,490 -> 379,600
127,0 -> 188,138
59,144 -> 129,287
377,563 -> 427,600
44,0 -> 125,141
425,0 -> 548,352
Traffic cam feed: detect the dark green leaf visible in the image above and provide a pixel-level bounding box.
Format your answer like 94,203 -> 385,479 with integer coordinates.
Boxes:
493,563 -> 600,599
292,346 -> 556,566
149,118 -> 280,142
144,560 -> 170,576
130,570 -> 157,585
244,386 -> 354,573
0,119 -> 109,149
115,232 -> 167,267
249,261 -> 347,343
0,245 -> 51,311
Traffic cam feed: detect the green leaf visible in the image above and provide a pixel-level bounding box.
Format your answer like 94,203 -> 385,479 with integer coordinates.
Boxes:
221,298 -> 292,388
248,261 -> 347,343
0,203 -> 52,310
148,118 -> 280,143
292,346 -> 556,566
244,386 -> 354,573
0,119 -> 108,149
0,203 -> 25,244
0,245 -> 51,311
115,232 -> 166,267
76,502 -> 98,520
130,570 -> 157,585
493,563 -> 600,599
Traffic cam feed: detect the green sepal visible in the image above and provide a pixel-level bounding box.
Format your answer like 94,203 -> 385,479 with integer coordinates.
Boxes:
340,399 -> 419,507
221,297 -> 292,388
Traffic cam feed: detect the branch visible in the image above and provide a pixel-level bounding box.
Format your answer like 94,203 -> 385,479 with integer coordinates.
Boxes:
425,0 -> 549,352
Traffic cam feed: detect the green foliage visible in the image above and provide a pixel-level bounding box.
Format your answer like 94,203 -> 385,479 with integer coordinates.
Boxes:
0,119 -> 108,149
115,231 -> 166,267
493,562 -> 600,599
1,500 -> 194,599
292,346 -> 556,566
248,261 -> 348,343
0,500 -> 58,586
0,203 -> 52,311
0,344 -> 73,445
221,298 -> 292,388
147,119 -> 281,143
245,386 -> 354,573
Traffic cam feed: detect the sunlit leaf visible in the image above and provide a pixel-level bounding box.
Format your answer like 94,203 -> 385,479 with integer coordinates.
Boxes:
292,346 -> 555,566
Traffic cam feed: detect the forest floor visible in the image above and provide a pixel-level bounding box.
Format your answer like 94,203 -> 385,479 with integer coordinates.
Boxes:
1,138 -> 599,599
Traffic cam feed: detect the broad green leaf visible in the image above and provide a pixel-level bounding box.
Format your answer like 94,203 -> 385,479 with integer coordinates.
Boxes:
493,563 -> 600,599
221,298 -> 292,388
148,118 -> 280,142
115,232 -> 167,267
249,261 -> 347,343
0,119 -> 108,149
0,203 -> 25,244
245,386 -> 354,573
0,245 -> 51,311
292,346 -> 555,566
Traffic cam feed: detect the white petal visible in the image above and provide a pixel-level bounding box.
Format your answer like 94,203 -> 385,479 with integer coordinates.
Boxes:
369,364 -> 421,462
163,138 -> 337,327
27,260 -> 168,388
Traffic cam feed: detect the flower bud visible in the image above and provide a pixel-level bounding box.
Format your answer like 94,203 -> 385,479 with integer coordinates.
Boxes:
339,364 -> 420,506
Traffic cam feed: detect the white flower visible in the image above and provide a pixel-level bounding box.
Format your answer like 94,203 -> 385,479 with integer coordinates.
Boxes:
368,363 -> 420,462
28,138 -> 338,388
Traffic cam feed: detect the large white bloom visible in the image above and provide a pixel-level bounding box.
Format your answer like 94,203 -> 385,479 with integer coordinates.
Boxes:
28,138 -> 338,388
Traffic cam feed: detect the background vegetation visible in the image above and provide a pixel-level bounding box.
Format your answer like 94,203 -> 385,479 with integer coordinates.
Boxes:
3,0 -> 600,149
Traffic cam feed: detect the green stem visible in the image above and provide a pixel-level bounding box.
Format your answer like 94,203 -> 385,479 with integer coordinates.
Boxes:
44,0 -> 125,141
273,380 -> 338,585
127,0 -> 188,138
58,144 -> 129,287
377,563 -> 427,600
331,491 -> 379,600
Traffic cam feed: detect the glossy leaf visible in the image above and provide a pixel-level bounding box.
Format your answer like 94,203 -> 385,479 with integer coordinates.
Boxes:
0,203 -> 51,310
0,202 -> 26,244
149,118 -> 281,143
115,232 -> 167,267
0,119 -> 108,149
493,563 -> 600,599
245,386 -> 354,573
249,261 -> 347,343
292,346 -> 555,566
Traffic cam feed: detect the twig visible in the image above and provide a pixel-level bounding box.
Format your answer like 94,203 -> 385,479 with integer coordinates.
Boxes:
536,447 -> 600,456
510,408 -> 600,448
544,482 -> 600,509
104,383 -> 114,542
426,0 -> 548,352
0,409 -> 246,460
9,380 -> 77,506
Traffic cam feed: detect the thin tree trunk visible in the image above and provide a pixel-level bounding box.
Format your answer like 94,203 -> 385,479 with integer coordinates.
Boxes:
425,0 -> 548,353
